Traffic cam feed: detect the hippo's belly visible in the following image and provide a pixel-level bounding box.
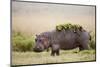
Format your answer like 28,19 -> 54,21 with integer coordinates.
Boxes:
59,41 -> 77,50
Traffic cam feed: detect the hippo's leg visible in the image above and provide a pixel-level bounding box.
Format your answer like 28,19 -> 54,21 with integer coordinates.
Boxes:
79,45 -> 84,51
79,43 -> 89,51
82,43 -> 89,50
51,50 -> 59,56
56,50 -> 60,56
51,44 -> 60,56
51,51 -> 56,56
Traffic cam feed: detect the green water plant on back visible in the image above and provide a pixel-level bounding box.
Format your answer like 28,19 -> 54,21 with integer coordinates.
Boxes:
56,23 -> 83,32
63,23 -> 72,30
56,25 -> 64,31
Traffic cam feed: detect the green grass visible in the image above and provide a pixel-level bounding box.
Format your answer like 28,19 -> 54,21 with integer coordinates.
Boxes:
12,49 -> 96,65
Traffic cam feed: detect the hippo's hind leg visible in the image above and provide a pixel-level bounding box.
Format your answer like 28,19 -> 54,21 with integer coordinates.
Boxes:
51,44 -> 60,56
79,43 -> 89,51
79,44 -> 84,51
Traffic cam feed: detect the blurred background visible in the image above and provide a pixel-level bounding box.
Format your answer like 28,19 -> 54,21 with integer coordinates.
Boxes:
12,1 -> 95,35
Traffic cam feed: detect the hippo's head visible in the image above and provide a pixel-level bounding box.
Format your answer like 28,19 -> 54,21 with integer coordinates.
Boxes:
33,34 -> 49,52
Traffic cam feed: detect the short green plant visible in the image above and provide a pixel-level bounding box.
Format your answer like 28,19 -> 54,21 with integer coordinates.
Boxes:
89,32 -> 96,49
89,37 -> 95,49
12,32 -> 35,52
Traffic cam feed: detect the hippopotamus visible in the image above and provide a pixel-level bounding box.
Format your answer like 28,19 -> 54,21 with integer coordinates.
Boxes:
33,29 -> 90,56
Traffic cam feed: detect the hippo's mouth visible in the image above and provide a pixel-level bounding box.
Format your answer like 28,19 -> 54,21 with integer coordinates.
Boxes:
33,48 -> 43,52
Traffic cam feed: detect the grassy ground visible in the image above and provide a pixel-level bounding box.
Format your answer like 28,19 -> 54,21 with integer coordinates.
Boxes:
12,49 -> 96,65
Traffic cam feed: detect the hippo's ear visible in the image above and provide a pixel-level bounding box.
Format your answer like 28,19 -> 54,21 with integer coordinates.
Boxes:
35,34 -> 38,37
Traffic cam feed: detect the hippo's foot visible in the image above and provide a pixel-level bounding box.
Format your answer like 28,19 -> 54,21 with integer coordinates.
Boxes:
51,50 -> 60,56
51,52 -> 55,56
56,50 -> 60,56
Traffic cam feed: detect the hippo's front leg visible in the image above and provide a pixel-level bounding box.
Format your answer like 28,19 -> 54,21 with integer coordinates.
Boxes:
56,49 -> 60,56
51,44 -> 60,56
51,50 -> 56,56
